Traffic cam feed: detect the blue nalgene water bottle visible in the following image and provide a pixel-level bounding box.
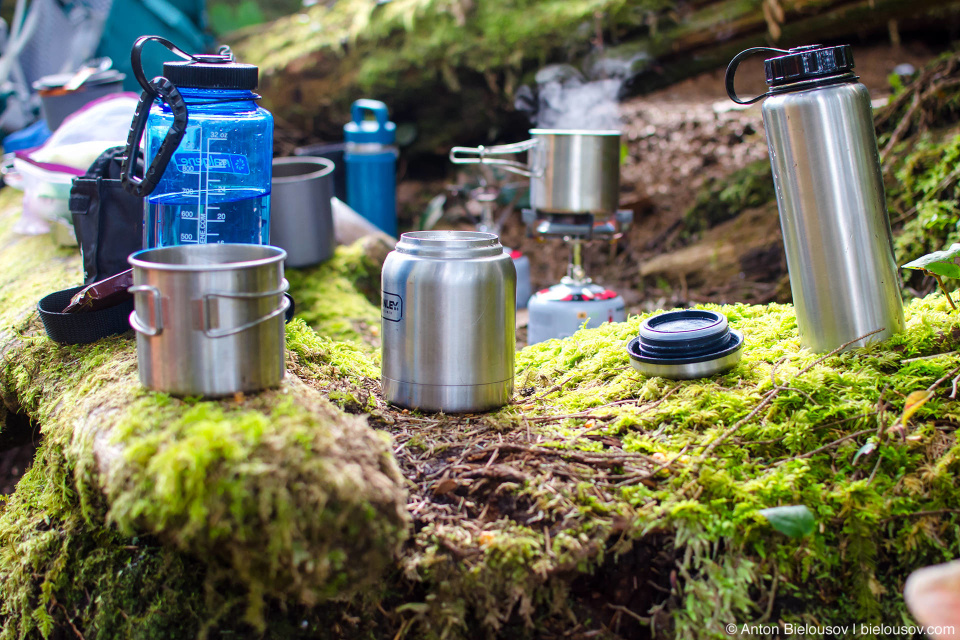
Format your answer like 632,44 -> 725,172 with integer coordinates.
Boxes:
344,99 -> 398,236
121,36 -> 273,248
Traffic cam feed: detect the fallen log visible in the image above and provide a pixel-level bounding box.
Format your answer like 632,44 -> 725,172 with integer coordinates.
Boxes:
0,188 -> 409,633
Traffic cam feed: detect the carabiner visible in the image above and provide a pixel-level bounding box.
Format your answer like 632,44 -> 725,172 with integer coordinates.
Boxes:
120,76 -> 188,198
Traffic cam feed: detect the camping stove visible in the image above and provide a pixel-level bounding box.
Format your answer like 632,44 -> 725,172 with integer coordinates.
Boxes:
469,186 -> 531,308
525,209 -> 630,345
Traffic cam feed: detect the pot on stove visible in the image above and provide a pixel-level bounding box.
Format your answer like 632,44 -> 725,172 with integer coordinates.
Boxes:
449,129 -> 621,214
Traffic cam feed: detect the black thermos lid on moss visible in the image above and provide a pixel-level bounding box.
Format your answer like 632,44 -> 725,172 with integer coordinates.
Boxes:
764,45 -> 855,87
163,53 -> 258,91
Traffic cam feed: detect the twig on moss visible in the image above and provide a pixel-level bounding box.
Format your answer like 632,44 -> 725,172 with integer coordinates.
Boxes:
883,509 -> 960,522
525,411 -> 610,424
867,448 -> 884,485
473,443 -> 654,468
697,329 -> 885,462
771,429 -> 875,467
55,602 -> 85,640
760,563 -> 779,623
605,603 -> 650,626
926,365 -> 960,394
902,350 -> 960,363
614,443 -> 691,487
930,272 -> 957,311
741,411 -> 879,446
880,90 -> 920,166
864,387 -> 890,485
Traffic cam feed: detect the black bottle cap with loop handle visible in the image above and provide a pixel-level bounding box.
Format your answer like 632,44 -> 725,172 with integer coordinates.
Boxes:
725,44 -> 856,105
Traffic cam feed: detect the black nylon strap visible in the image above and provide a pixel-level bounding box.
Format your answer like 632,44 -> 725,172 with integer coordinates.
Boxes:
40,287 -> 295,345
38,286 -> 134,345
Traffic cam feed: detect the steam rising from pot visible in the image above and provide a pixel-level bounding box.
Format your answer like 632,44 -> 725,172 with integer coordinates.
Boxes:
515,56 -> 640,130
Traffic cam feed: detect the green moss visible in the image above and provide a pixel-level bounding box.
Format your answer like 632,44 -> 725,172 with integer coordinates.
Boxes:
232,0 -> 660,79
683,160 -> 775,236
0,439 -> 211,640
286,237 -> 386,348
497,295 -> 960,637
888,128 -> 960,290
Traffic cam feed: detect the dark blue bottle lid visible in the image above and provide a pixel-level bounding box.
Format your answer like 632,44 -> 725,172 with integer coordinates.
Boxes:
629,309 -> 745,377
637,309 -> 729,358
163,53 -> 258,91
764,45 -> 855,87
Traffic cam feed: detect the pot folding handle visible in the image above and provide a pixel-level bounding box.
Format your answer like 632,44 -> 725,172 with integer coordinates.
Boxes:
202,280 -> 291,339
725,47 -> 789,105
449,139 -> 540,178
128,284 -> 163,336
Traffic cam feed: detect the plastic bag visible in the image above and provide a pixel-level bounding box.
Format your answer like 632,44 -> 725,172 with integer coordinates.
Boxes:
5,93 -> 138,236
28,93 -> 140,170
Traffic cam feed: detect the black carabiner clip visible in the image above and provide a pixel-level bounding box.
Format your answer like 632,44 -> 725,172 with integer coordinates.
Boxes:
120,76 -> 188,198
725,47 -> 789,105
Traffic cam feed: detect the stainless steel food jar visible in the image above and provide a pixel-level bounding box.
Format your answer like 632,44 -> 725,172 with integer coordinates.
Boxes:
381,231 -> 516,413
129,244 -> 290,397
270,157 -> 336,268
449,129 -> 622,214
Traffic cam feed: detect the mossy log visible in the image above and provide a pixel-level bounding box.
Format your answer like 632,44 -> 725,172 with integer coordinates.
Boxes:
229,0 -> 960,156
0,188 -> 409,636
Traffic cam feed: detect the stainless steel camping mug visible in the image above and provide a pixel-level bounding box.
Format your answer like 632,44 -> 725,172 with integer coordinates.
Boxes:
449,129 -> 621,214
129,243 -> 290,396
270,157 -> 336,268
381,231 -> 516,413
726,44 -> 905,352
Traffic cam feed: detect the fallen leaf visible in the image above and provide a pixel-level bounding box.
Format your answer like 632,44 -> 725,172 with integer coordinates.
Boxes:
432,477 -> 459,496
759,505 -> 816,538
902,390 -> 934,427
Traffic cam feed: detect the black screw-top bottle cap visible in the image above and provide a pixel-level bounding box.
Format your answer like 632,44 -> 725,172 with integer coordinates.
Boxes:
764,45 -> 854,87
162,53 -> 258,90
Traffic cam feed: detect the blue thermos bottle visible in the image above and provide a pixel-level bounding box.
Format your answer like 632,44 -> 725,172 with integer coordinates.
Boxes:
344,99 -> 398,237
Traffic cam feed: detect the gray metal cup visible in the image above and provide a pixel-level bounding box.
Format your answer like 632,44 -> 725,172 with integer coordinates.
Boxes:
129,244 -> 289,397
381,231 -> 516,413
270,157 -> 336,268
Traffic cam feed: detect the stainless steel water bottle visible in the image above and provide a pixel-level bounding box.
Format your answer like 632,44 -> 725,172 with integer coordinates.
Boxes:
381,231 -> 516,413
726,45 -> 904,352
